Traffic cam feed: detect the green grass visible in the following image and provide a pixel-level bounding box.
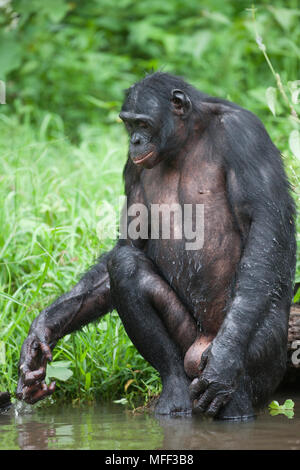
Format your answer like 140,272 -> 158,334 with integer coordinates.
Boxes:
0,116 -> 161,406
0,88 -> 299,407
0,0 -> 299,410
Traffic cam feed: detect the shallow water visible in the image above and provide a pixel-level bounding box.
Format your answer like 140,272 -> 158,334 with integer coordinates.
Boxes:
0,393 -> 300,450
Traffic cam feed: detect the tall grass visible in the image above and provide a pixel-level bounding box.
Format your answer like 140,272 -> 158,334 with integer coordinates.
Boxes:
0,116 -> 161,405
0,60 -> 299,406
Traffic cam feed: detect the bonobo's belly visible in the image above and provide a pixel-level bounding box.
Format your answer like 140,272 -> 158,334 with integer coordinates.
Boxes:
146,191 -> 242,336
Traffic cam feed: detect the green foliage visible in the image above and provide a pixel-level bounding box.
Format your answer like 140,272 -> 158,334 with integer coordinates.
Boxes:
269,399 -> 295,419
0,0 -> 299,135
0,117 -> 160,405
46,361 -> 73,382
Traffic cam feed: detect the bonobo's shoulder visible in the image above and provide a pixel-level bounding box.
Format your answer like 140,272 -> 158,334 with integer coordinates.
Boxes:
199,95 -> 265,133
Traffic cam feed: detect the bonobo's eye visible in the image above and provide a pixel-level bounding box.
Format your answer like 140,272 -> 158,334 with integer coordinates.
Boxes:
138,120 -> 148,129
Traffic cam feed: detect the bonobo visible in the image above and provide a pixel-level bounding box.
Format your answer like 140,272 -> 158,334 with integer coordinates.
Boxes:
17,72 -> 296,419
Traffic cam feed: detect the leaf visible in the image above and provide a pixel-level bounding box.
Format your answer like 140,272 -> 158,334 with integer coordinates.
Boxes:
85,372 -> 91,391
283,399 -> 295,410
84,95 -> 119,109
268,399 -> 295,418
113,398 -> 128,405
202,10 -> 230,25
265,87 -> 277,116
269,409 -> 281,416
0,32 -> 22,77
124,379 -> 135,392
16,0 -> 71,23
289,130 -> 300,160
46,361 -> 73,382
0,342 -> 5,365
284,410 -> 294,419
268,7 -> 300,31
269,409 -> 294,419
98,321 -> 108,331
294,287 -> 300,304
269,400 -> 280,409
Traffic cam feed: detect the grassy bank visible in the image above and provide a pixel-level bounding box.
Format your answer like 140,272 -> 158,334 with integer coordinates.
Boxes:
0,93 -> 299,407
0,116 -> 161,406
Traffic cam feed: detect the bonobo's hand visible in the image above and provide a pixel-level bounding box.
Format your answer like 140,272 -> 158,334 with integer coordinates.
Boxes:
189,342 -> 242,417
16,333 -> 56,404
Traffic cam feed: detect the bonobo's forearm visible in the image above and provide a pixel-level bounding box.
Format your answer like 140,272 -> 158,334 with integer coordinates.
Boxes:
17,249 -> 116,403
213,213 -> 294,357
29,251 -> 113,348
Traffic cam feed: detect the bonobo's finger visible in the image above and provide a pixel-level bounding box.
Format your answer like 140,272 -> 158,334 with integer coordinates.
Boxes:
193,387 -> 214,412
189,377 -> 209,401
16,376 -> 25,400
23,366 -> 46,386
16,364 -> 42,399
22,381 -> 45,399
190,377 -> 208,401
198,354 -> 208,373
205,393 -> 231,417
40,343 -> 53,362
198,344 -> 212,373
23,381 -> 56,405
22,377 -> 55,401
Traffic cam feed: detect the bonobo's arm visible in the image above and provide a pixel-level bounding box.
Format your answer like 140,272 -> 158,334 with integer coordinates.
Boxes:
17,157 -> 144,404
17,249 -> 114,403
191,107 -> 296,413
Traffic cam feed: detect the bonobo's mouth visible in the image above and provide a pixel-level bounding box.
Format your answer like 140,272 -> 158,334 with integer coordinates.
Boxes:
132,151 -> 154,165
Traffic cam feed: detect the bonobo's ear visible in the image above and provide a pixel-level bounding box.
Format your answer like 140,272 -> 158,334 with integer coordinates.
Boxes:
171,89 -> 192,118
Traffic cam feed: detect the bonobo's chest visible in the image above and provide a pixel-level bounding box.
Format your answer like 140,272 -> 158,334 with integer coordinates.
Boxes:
139,151 -> 241,327
140,151 -> 228,213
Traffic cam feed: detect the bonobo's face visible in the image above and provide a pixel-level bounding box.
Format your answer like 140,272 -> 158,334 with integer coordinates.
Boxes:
119,93 -> 162,169
119,87 -> 192,169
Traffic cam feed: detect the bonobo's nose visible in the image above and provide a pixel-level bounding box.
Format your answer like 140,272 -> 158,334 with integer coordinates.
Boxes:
131,134 -> 141,145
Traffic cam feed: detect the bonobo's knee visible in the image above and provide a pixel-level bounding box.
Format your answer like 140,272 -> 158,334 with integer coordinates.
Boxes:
107,245 -> 139,282
107,245 -> 154,290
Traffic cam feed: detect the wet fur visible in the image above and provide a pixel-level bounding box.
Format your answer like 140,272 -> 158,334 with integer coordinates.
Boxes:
18,72 -> 296,418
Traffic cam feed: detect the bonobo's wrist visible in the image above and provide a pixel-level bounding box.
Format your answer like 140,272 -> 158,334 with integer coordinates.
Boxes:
213,318 -> 248,359
29,316 -> 57,349
210,337 -> 246,374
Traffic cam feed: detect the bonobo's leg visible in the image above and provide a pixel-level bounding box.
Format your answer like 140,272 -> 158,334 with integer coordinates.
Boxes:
17,249 -> 114,404
107,245 -> 197,415
190,298 -> 289,420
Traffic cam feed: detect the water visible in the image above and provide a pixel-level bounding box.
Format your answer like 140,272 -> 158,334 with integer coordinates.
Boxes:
0,393 -> 300,450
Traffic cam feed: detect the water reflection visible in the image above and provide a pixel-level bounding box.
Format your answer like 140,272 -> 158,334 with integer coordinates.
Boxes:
0,394 -> 300,450
157,414 -> 260,450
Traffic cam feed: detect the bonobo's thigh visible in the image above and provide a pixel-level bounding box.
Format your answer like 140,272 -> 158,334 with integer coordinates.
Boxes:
107,245 -> 197,414
107,245 -> 197,358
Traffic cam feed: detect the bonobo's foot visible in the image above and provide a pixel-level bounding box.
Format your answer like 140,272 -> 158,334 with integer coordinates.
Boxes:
155,376 -> 192,415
